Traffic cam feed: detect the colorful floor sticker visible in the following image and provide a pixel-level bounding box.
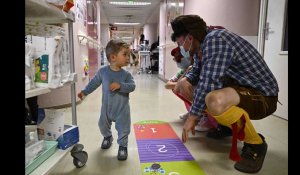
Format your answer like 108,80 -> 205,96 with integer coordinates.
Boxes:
134,120 -> 206,175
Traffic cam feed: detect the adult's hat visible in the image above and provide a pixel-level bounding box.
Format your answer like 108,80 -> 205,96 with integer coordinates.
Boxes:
171,15 -> 207,42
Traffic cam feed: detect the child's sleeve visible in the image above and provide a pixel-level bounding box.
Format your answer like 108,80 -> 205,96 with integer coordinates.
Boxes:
177,69 -> 185,78
170,69 -> 184,82
119,72 -> 136,93
82,69 -> 102,95
169,74 -> 178,82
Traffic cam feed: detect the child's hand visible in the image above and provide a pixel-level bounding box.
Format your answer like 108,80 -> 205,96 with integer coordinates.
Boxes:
110,82 -> 121,91
77,92 -> 85,100
165,81 -> 176,89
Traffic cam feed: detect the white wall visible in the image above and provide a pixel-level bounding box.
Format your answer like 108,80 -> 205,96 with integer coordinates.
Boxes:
184,0 -> 259,48
143,23 -> 158,45
133,27 -> 141,49
159,1 -> 167,77
185,0 -> 260,48
263,0 -> 288,119
241,36 -> 258,49
164,44 -> 178,80
100,24 -> 110,47
162,0 -> 261,80
184,0 -> 260,36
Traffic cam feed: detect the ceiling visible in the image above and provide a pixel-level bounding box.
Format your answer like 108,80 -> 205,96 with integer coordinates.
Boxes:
99,0 -> 161,42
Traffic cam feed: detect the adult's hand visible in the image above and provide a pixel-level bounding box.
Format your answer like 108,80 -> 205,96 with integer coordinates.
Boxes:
182,114 -> 199,143
174,77 -> 194,101
165,81 -> 177,89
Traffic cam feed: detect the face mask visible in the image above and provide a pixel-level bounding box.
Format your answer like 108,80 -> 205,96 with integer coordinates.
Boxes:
179,36 -> 192,59
176,56 -> 190,69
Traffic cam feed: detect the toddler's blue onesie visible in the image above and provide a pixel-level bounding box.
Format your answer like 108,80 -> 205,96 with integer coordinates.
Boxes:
82,65 -> 135,147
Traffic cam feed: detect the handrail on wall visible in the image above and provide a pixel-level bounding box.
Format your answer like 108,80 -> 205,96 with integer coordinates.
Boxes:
77,33 -> 104,50
157,43 -> 177,49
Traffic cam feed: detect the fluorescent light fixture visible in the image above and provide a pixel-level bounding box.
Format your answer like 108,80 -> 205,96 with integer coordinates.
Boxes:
114,22 -> 140,25
109,1 -> 151,6
122,37 -> 133,39
170,2 -> 184,7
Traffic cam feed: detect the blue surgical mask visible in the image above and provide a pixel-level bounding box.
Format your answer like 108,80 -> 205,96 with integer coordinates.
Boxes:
179,45 -> 190,59
179,36 -> 192,60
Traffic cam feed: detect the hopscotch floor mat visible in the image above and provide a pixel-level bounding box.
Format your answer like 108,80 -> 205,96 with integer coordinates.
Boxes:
134,120 -> 206,175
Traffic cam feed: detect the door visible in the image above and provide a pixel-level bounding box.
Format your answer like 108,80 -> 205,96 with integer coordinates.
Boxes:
260,0 -> 288,120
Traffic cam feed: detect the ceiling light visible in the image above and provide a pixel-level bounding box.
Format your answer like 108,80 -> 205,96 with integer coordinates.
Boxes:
109,1 -> 151,6
114,22 -> 140,25
170,2 -> 184,7
122,37 -> 133,39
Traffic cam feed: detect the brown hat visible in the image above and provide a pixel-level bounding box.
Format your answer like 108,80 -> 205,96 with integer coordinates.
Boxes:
171,15 -> 207,42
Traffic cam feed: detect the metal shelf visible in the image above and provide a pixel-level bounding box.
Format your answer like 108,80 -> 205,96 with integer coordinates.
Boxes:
25,0 -> 80,174
25,0 -> 75,24
26,87 -> 51,99
25,73 -> 77,99
25,0 -> 77,122
139,51 -> 150,56
29,146 -> 73,175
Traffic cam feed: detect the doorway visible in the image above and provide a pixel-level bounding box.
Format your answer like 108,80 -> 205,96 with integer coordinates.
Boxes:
258,0 -> 288,120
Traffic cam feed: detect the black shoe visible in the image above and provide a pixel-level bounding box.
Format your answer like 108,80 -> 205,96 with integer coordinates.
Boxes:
101,136 -> 113,149
234,134 -> 268,173
117,146 -> 128,161
206,124 -> 232,139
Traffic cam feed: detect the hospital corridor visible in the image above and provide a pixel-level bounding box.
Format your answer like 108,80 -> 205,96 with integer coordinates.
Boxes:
48,69 -> 288,175
25,0 -> 288,174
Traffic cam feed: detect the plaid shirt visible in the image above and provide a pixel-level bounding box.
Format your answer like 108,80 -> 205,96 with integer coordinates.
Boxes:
185,29 -> 279,118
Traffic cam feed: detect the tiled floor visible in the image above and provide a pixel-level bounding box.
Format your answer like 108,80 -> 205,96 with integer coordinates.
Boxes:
50,69 -> 288,175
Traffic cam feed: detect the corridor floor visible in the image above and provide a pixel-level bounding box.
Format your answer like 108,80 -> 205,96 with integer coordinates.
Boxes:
50,71 -> 288,175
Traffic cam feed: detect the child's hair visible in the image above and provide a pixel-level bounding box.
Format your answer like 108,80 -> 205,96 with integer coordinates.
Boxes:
171,47 -> 183,63
171,46 -> 194,65
106,39 -> 129,62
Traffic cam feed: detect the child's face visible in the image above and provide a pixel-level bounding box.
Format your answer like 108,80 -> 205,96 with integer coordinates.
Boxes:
112,47 -> 130,67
